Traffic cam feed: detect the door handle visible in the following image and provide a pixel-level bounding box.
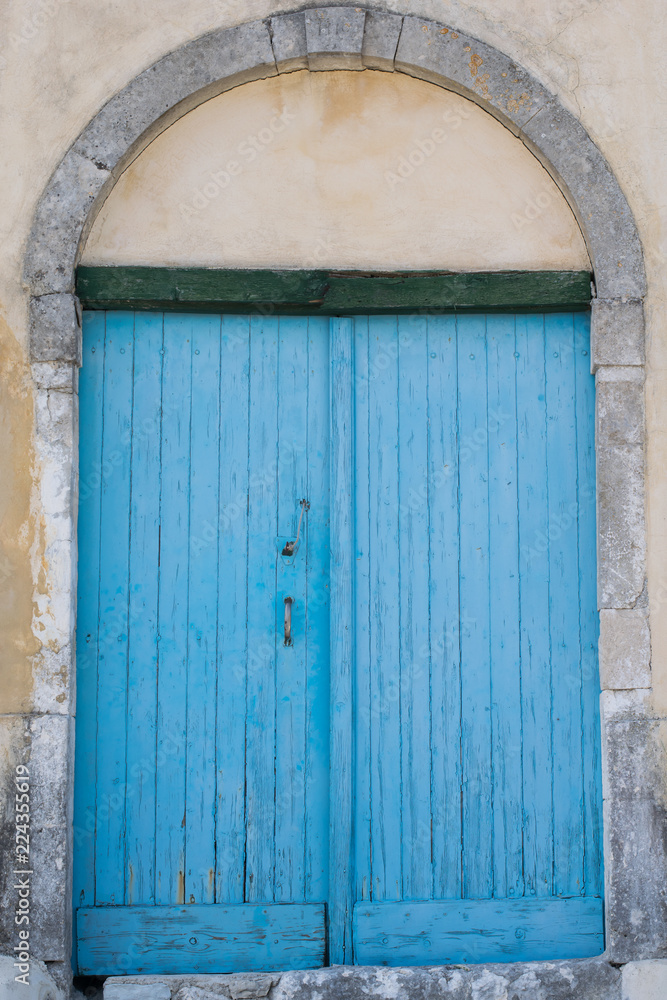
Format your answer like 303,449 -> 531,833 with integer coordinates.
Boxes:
284,597 -> 294,646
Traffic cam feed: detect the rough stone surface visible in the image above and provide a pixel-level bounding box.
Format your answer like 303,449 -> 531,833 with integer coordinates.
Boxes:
622,960 -> 667,1000
0,955 -> 64,1000
270,12 -> 308,73
361,12 -> 403,71
395,15 -> 553,133
30,294 -> 81,364
596,366 -> 646,609
601,704 -> 667,962
105,962 -> 622,1000
599,609 -> 651,689
105,986 -> 171,1000
521,102 -> 646,300
591,299 -> 645,370
305,8 -> 366,71
31,362 -> 79,393
24,153 -> 110,296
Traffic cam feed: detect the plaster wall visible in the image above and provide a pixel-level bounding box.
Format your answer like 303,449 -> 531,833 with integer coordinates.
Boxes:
1,0 -> 667,995
81,71 -> 589,271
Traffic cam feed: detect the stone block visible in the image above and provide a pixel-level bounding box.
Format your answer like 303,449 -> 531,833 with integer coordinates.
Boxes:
105,985 -> 171,1000
596,367 -> 646,609
31,362 -> 78,392
622,960 -> 667,1000
599,609 -> 651,689
24,154 -> 110,296
362,12 -> 403,72
591,299 -> 645,370
270,12 -> 308,73
602,714 -> 667,962
305,8 -> 366,71
0,955 -> 64,1000
29,294 -> 81,364
395,15 -> 552,133
522,101 -> 646,300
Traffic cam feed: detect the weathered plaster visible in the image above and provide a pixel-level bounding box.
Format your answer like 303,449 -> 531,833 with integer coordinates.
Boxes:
0,2 -> 666,997
81,72 -> 590,272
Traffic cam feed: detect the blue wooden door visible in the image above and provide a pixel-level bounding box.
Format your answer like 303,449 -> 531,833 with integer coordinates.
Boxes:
74,313 -> 330,974
348,312 -> 603,963
74,309 -> 602,975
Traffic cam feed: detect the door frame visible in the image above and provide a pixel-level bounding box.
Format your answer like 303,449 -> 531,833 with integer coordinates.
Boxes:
22,6 -> 655,987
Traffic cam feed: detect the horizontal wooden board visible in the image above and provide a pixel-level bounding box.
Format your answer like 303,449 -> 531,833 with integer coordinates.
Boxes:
76,903 -> 326,975
76,267 -> 592,314
353,898 -> 604,966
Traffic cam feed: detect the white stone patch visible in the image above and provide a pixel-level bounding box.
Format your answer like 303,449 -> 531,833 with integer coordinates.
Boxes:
470,969 -> 509,1000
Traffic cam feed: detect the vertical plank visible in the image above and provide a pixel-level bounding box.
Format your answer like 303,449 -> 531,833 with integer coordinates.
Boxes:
545,314 -> 585,898
74,311 -> 106,912
427,314 -> 462,901
216,315 -> 251,903
95,311 -> 134,905
397,316 -> 432,901
367,315 -> 402,903
275,317 -> 309,903
245,314 -> 279,903
303,317 -> 331,903
124,312 -> 163,905
516,314 -> 553,898
353,317 -> 373,906
185,315 -> 221,904
574,312 -> 602,898
329,316 -> 355,962
155,314 -> 192,905
457,313 -> 493,900
486,316 -> 524,899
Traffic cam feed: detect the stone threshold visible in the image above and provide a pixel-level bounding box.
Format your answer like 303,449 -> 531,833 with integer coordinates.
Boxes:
103,960 -> 622,1000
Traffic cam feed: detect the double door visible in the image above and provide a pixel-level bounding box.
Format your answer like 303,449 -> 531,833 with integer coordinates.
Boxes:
74,310 -> 602,975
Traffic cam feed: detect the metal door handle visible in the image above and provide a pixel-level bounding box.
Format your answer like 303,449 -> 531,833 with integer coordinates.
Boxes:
284,597 -> 294,646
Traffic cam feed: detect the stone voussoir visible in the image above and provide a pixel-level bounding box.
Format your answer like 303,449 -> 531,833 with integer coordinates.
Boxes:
362,11 -> 404,71
305,7 -> 367,71
270,12 -> 309,74
521,101 -> 646,300
395,15 -> 552,133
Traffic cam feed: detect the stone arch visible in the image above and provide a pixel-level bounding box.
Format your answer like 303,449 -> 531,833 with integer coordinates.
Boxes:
23,7 -> 657,984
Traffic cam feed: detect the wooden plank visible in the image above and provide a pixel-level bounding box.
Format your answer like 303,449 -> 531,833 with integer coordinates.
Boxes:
367,316 -> 402,903
515,315 -> 554,898
76,903 -> 326,975
275,317 -> 309,903
573,312 -> 603,898
154,314 -> 192,905
244,314 -> 280,903
74,311 -> 106,915
486,315 -> 524,899
456,314 -> 493,900
545,314 -> 585,898
215,315 -> 251,904
352,316 -> 373,908
426,314 -> 462,901
303,317 -> 331,903
352,897 -> 604,966
94,311 -> 134,905
328,316 -> 355,962
185,315 -> 221,904
124,312 -> 163,906
397,316 -> 432,901
77,266 -> 593,314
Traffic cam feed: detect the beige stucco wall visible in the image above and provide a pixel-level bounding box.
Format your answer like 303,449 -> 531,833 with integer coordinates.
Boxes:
81,71 -> 589,271
1,0 -> 666,715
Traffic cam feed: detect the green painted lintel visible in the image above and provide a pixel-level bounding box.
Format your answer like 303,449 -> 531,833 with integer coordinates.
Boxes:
76,266 -> 592,314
